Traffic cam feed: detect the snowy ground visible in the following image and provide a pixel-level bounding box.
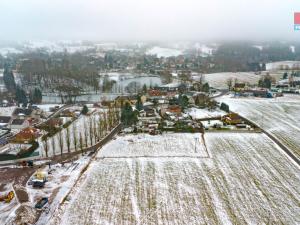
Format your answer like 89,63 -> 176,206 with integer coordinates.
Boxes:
219,94 -> 300,159
0,143 -> 31,155
146,47 -> 183,58
0,106 -> 16,116
48,133 -> 300,225
185,107 -> 225,120
0,183 -> 20,225
29,156 -> 91,225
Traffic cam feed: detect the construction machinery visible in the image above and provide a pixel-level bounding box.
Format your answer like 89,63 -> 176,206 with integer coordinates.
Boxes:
0,191 -> 15,203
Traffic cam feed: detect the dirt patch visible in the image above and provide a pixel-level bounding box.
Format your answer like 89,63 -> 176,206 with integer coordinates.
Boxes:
14,203 -> 37,225
49,187 -> 60,204
0,167 -> 35,204
60,175 -> 69,183
14,187 -> 29,203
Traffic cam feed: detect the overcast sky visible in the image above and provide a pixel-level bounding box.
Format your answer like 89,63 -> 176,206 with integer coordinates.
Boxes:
0,0 -> 299,42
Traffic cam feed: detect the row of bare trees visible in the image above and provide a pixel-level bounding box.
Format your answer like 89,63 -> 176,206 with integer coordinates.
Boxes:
42,106 -> 120,158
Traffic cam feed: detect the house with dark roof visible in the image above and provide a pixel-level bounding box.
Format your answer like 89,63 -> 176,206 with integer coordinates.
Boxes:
0,116 -> 11,128
13,108 -> 34,117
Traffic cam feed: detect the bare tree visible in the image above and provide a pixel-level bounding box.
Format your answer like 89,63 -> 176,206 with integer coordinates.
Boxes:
58,131 -> 64,157
43,138 -> 49,158
93,116 -> 98,142
66,127 -> 71,153
226,78 -> 233,91
98,114 -> 103,139
51,137 -> 56,156
79,132 -> 84,156
83,122 -> 88,147
103,111 -> 108,134
72,123 -> 78,152
89,117 -> 93,146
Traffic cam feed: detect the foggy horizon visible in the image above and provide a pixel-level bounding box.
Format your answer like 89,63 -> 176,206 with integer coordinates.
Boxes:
0,0 -> 299,42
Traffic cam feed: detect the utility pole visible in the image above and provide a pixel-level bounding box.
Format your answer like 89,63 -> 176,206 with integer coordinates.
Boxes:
194,137 -> 198,153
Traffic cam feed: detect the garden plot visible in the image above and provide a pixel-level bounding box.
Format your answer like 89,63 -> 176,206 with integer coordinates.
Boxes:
49,133 -> 300,225
185,107 -> 225,120
219,94 -> 300,159
100,133 -> 208,158
37,111 -> 107,157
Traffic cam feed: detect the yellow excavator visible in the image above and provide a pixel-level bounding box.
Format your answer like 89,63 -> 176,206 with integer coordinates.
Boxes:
0,191 -> 15,203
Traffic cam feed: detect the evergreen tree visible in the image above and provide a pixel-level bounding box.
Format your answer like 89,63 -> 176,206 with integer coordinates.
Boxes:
202,83 -> 210,93
178,94 -> 189,109
142,84 -> 147,94
135,95 -> 143,111
81,105 -> 88,115
121,102 -> 137,126
3,64 -> 16,92
30,88 -> 43,104
15,86 -> 28,106
258,74 -> 273,89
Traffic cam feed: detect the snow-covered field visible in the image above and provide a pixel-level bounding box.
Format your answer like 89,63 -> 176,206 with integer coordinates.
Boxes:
219,94 -> 300,159
49,133 -> 300,225
197,72 -> 262,89
100,133 -> 208,158
266,61 -> 300,71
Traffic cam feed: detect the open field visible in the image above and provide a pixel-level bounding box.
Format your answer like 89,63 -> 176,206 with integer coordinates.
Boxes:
100,133 -> 208,158
219,94 -> 300,159
49,133 -> 300,225
194,71 -> 284,89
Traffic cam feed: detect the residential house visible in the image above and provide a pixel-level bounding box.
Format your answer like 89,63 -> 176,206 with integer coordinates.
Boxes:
166,105 -> 182,115
114,96 -> 134,107
15,127 -> 40,142
234,83 -> 246,92
143,106 -> 156,117
148,89 -> 166,97
222,113 -> 243,125
12,108 -> 35,119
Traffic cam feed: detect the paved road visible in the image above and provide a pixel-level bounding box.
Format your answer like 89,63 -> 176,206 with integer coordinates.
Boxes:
35,104 -> 73,127
211,89 -> 228,99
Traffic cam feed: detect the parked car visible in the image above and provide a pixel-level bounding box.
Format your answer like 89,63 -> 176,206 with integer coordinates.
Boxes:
35,197 -> 48,209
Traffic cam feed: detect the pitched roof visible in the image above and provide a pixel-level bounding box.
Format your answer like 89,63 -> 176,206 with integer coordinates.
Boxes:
13,108 -> 33,116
